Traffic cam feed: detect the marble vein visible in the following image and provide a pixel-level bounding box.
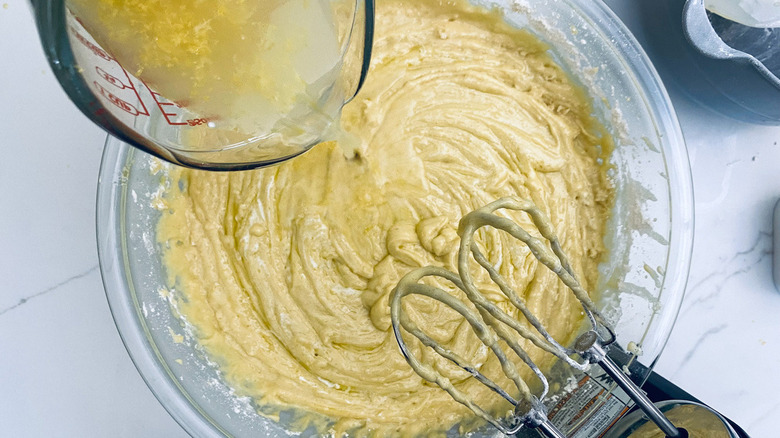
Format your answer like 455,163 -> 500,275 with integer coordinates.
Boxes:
681,230 -> 772,315
750,398 -> 780,430
669,323 -> 728,379
0,264 -> 99,317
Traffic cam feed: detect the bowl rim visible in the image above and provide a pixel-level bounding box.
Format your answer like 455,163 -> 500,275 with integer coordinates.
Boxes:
574,0 -> 694,373
97,141 -> 230,437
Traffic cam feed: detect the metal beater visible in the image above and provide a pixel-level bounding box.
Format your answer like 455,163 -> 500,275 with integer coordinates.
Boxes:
389,197 -> 684,437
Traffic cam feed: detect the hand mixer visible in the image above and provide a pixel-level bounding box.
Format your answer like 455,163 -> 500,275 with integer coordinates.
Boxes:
390,197 -> 735,437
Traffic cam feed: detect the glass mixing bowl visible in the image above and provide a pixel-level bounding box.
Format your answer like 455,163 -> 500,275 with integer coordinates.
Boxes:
96,0 -> 693,436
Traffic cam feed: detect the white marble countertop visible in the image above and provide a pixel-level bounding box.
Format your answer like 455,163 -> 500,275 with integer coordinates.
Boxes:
1,1 -> 778,437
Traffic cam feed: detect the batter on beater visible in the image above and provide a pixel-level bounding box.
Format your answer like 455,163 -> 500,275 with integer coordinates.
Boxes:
156,0 -> 614,434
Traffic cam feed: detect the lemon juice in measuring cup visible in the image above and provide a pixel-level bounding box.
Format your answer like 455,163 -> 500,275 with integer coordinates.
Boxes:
31,0 -> 373,169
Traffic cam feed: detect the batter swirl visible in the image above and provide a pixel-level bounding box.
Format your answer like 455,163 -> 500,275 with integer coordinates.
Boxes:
157,0 -> 613,434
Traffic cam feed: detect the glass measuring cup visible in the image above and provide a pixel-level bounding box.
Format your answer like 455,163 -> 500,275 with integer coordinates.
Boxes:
29,0 -> 374,170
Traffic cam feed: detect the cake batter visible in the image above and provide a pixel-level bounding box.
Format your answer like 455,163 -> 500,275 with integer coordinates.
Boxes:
156,0 -> 614,434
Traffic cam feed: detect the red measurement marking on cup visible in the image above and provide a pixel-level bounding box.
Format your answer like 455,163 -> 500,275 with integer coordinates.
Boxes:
94,66 -> 150,116
145,84 -> 187,126
69,24 -> 151,118
187,118 -> 209,126
96,67 -> 129,90
70,27 -> 112,61
94,81 -> 142,116
68,22 -> 207,127
118,68 -> 150,116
